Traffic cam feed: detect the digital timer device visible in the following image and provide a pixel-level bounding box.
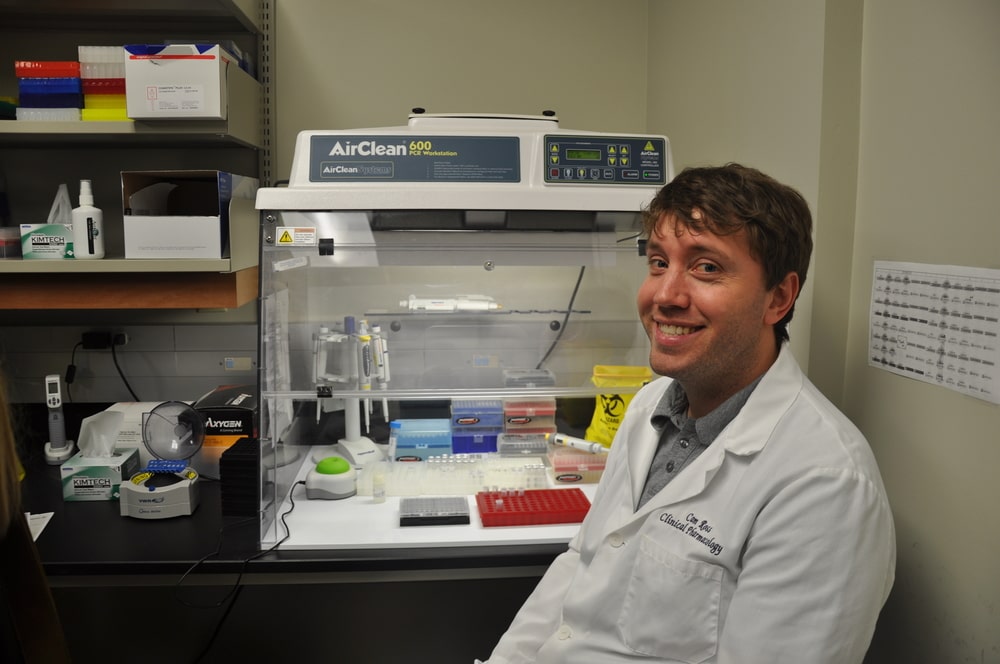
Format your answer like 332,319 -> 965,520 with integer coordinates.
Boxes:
43,373 -> 75,464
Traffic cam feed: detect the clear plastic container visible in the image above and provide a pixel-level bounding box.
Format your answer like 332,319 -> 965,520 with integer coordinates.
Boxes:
0,228 -> 22,259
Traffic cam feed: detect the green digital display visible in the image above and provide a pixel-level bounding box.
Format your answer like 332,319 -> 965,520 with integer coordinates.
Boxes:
566,148 -> 602,161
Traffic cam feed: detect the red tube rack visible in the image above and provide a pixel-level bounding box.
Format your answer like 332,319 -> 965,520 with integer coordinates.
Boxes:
14,61 -> 81,78
476,488 -> 591,527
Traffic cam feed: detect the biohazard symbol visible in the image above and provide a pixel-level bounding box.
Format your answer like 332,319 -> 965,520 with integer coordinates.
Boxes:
278,230 -> 294,244
600,394 -> 626,418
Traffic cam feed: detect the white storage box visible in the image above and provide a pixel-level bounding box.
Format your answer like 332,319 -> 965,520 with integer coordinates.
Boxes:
124,43 -> 253,120
122,170 -> 258,259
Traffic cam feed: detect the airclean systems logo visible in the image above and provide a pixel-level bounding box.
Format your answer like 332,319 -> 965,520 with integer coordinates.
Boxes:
328,139 -> 409,157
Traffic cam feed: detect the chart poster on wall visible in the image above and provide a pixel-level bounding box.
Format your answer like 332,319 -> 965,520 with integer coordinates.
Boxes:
869,261 -> 1000,405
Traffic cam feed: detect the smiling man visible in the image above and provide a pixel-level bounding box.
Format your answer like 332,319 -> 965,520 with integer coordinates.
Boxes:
484,164 -> 896,664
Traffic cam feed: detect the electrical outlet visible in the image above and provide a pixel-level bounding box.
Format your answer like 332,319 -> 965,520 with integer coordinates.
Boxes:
113,332 -> 129,347
81,331 -> 112,350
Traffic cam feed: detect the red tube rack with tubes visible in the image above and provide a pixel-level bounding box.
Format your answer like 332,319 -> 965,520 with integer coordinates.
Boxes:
476,488 -> 591,527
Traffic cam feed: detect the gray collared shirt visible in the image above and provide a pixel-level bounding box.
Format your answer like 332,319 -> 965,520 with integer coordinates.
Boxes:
637,376 -> 763,509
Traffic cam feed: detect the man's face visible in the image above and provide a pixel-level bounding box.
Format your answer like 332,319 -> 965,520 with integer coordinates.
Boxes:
637,213 -> 794,416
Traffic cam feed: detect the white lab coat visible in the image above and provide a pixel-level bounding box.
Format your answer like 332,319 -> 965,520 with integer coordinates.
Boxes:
486,344 -> 896,663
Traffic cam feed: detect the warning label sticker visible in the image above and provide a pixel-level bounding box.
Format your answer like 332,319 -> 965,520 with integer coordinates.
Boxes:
275,227 -> 317,246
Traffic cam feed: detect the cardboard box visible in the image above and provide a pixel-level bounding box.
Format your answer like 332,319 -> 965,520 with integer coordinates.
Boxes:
192,384 -> 256,480
60,447 -> 140,501
122,170 -> 257,259
124,43 -> 253,120
19,223 -> 74,259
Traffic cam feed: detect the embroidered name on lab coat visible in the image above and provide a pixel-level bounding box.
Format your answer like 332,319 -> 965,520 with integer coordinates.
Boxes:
660,512 -> 725,556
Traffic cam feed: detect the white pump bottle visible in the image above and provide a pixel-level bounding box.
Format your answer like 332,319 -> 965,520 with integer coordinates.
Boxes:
72,179 -> 104,259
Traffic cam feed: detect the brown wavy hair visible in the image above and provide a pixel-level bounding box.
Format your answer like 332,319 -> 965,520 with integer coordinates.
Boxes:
642,163 -> 813,343
0,371 -> 21,537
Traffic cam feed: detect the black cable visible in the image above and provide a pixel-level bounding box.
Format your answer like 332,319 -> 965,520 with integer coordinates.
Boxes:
535,265 -> 586,370
188,480 -> 305,663
65,341 -> 82,403
110,343 -> 139,401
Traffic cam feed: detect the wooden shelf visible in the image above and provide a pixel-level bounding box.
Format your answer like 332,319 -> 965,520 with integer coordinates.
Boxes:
0,258 -> 232,274
0,266 -> 258,310
0,198 -> 260,309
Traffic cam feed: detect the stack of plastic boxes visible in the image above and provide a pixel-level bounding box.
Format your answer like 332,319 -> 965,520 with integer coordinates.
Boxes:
502,397 -> 557,438
548,445 -> 608,484
14,60 -> 82,121
450,399 -> 504,454
78,46 -> 127,121
390,419 -> 451,462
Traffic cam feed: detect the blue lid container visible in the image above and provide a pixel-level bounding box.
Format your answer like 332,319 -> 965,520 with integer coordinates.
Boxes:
450,399 -> 503,428
18,77 -> 83,94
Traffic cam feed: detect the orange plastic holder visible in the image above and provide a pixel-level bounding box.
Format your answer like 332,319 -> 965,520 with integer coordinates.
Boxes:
476,488 -> 591,527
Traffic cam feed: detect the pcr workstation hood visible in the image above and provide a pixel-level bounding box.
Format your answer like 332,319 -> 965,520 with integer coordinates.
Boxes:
253,111 -> 674,549
257,109 -> 672,227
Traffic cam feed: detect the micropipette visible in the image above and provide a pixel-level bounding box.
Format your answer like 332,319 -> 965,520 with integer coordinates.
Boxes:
551,433 -> 608,455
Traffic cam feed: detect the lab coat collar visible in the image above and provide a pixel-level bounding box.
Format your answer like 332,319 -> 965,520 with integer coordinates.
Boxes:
630,343 -> 803,513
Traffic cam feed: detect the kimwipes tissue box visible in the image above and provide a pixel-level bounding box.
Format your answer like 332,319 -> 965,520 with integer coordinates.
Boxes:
122,170 -> 257,259
60,448 -> 140,502
19,223 -> 74,259
124,43 -> 252,120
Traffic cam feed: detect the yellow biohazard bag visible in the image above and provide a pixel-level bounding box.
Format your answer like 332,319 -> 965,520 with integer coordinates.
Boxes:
584,365 -> 653,447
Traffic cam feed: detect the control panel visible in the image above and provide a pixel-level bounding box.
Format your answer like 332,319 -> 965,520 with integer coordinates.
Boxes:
544,134 -> 667,185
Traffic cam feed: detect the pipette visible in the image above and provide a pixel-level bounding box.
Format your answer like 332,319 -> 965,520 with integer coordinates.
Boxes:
551,433 -> 608,455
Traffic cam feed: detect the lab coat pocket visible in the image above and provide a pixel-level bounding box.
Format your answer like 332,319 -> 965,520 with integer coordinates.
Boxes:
618,533 -> 722,663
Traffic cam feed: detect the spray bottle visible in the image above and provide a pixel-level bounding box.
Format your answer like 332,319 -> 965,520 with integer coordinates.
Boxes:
72,179 -> 104,259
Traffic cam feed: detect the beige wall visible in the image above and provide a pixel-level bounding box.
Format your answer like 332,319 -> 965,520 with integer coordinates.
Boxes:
270,0 -> 1000,659
645,0 -> 826,367
845,1 -> 1000,660
273,0 -> 649,181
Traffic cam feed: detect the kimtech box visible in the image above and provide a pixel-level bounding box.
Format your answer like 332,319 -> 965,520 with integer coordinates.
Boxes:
19,223 -> 74,259
123,43 -> 253,120
60,447 -> 140,501
122,170 -> 258,259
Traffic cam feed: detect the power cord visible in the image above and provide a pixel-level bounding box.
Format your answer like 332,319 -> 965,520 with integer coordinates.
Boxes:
111,342 -> 139,401
181,480 -> 305,663
535,265 -> 586,370
64,341 -> 83,402
64,336 -> 140,401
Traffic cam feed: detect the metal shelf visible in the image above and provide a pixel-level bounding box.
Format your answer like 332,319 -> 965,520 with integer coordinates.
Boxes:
0,72 -> 263,149
0,0 -> 260,34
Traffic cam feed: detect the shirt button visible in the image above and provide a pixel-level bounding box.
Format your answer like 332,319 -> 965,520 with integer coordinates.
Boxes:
666,461 -> 675,472
608,533 -> 625,547
680,439 -> 689,449
557,624 -> 573,640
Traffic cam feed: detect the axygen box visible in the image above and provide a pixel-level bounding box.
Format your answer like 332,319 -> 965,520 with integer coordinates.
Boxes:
122,170 -> 258,259
60,448 -> 140,501
192,384 -> 256,479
